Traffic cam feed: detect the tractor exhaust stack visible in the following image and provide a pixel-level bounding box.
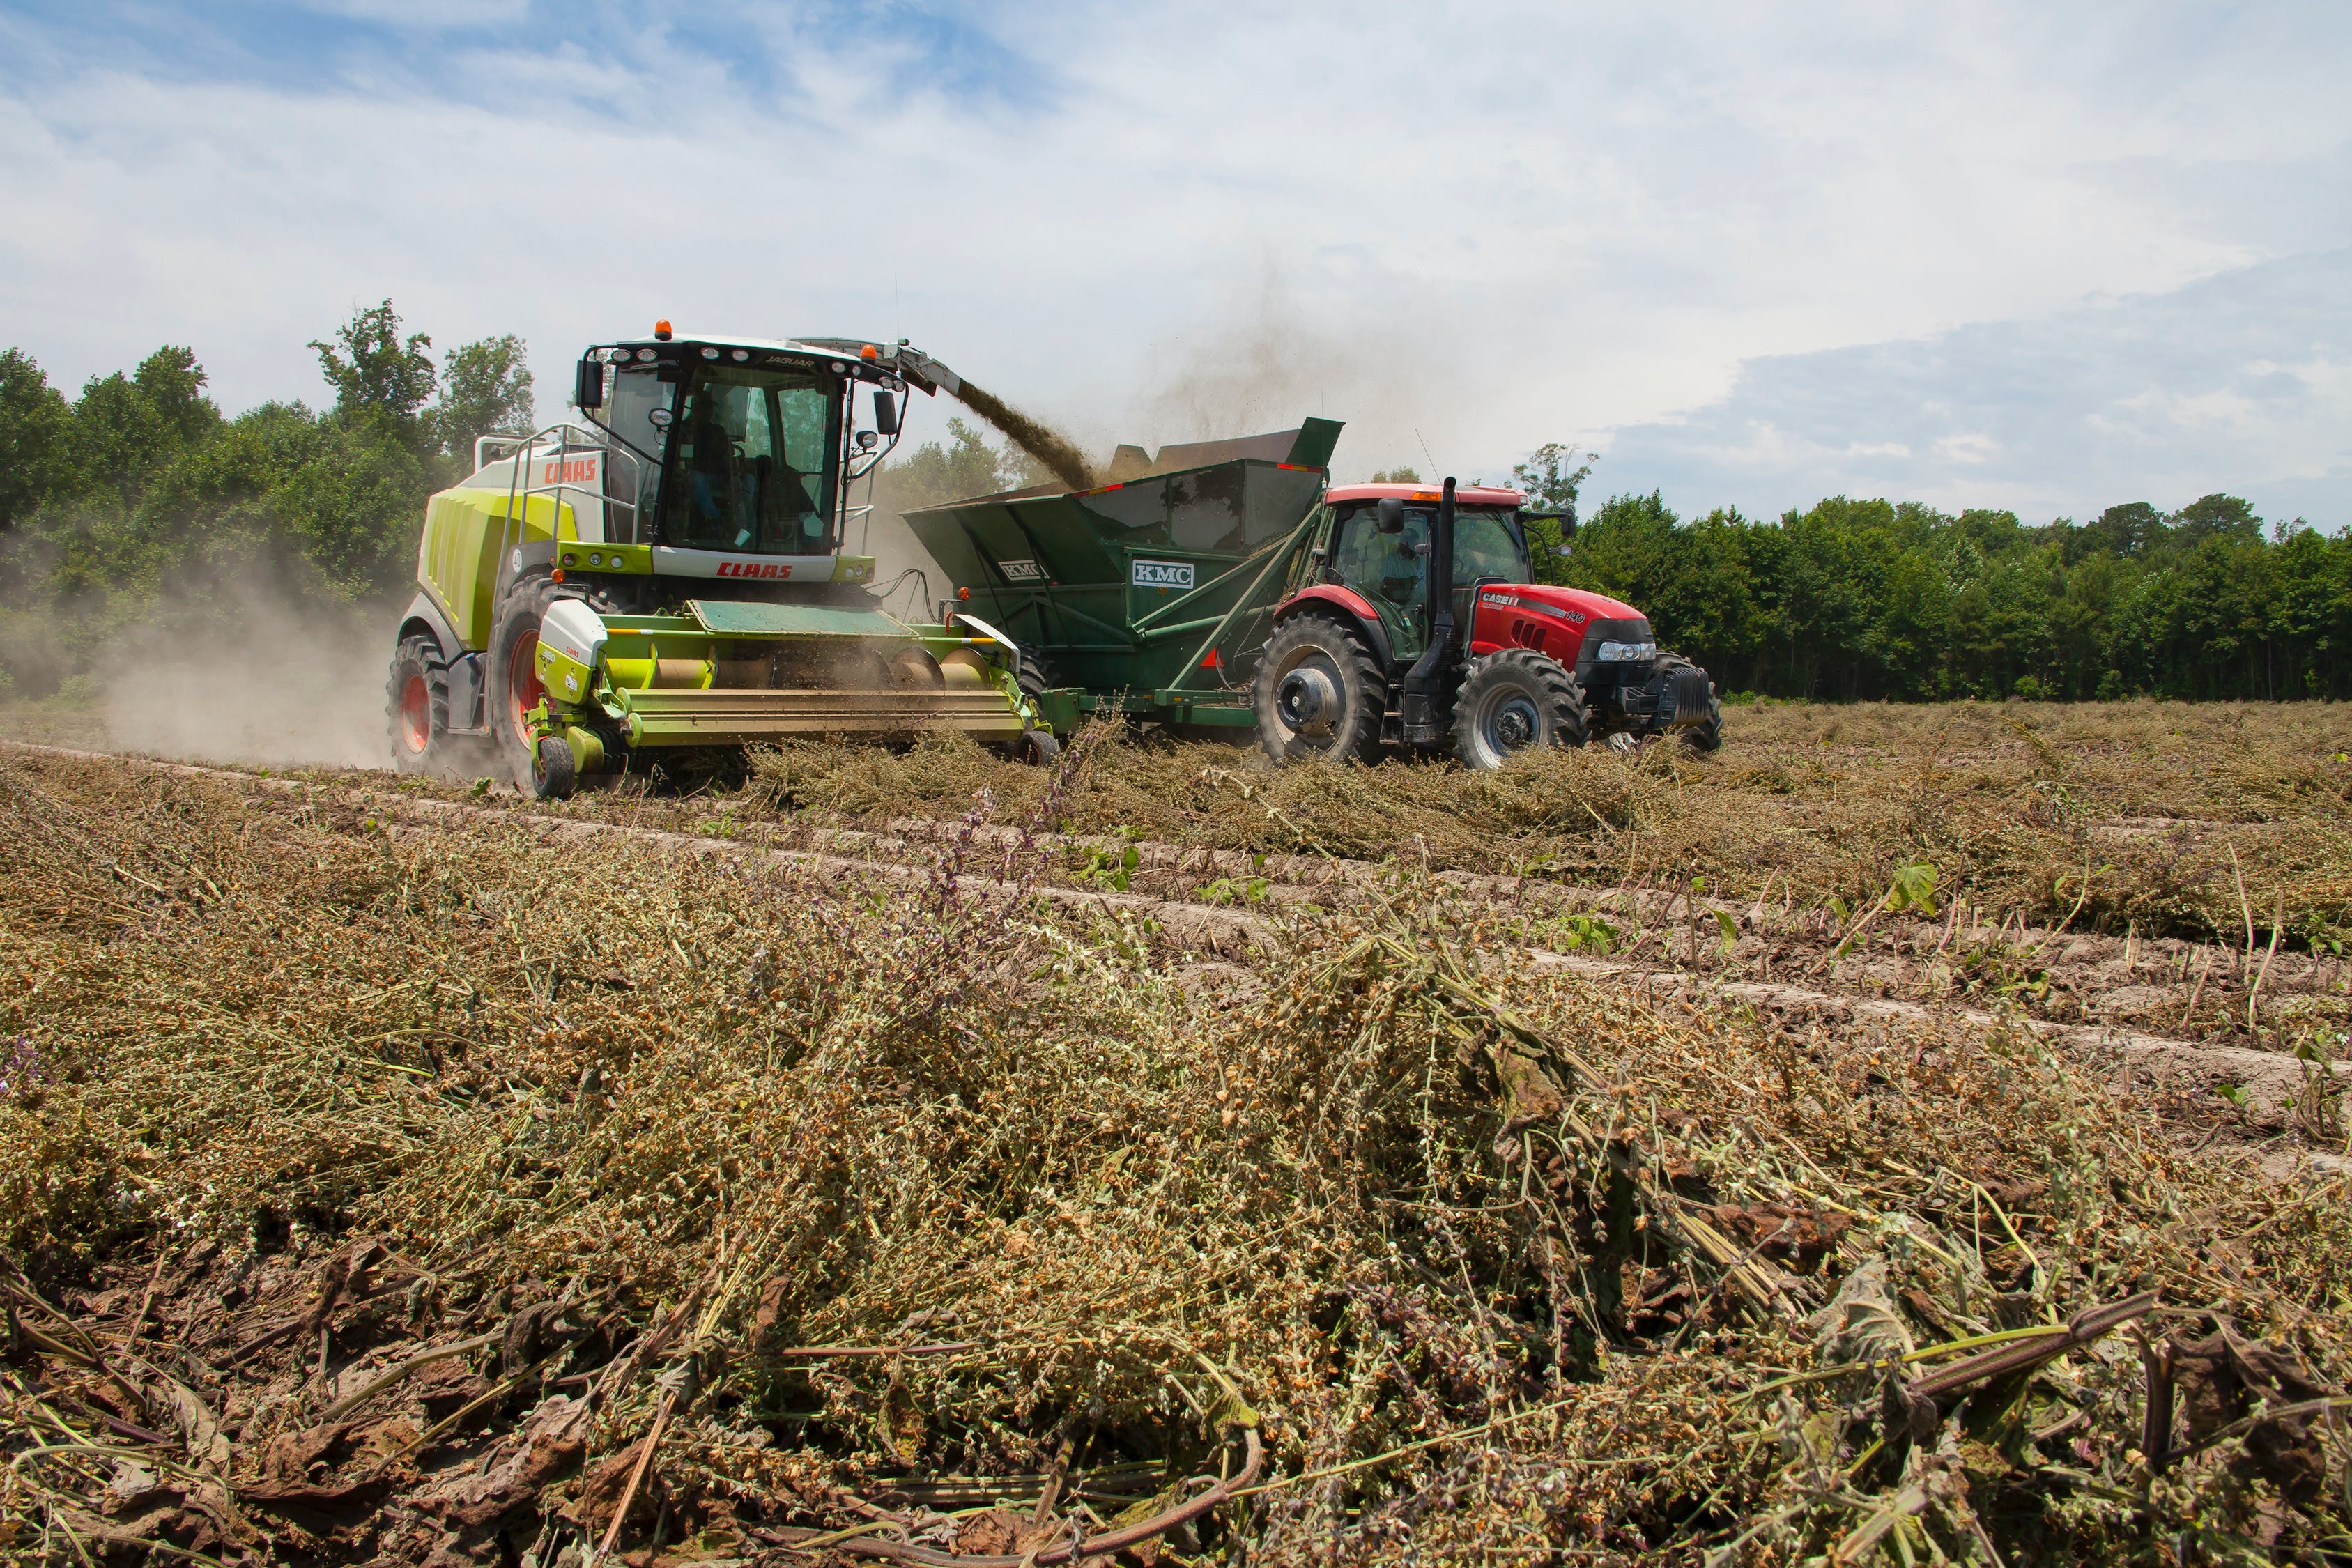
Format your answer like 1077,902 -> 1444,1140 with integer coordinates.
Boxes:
1397,476 -> 1457,746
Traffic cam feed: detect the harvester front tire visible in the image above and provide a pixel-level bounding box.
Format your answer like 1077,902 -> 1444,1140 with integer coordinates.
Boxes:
489,576 -> 612,787
532,737 -> 578,801
1018,729 -> 1063,767
1450,649 -> 1589,769
1255,615 -> 1385,766
387,636 -> 449,777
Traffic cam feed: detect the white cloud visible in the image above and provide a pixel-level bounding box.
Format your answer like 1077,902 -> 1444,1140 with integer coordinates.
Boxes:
0,1 -> 2345,509
1594,251 -> 2352,525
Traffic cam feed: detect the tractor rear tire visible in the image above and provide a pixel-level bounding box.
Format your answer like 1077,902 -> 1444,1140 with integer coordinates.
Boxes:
1450,649 -> 1589,769
489,575 -> 613,787
1255,614 -> 1385,765
387,636 -> 450,776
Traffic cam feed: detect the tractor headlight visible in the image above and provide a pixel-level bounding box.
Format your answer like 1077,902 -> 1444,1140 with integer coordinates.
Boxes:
1596,640 -> 1657,663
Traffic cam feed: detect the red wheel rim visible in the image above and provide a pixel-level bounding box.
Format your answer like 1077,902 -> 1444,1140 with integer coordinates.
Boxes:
507,629 -> 545,736
398,672 -> 431,753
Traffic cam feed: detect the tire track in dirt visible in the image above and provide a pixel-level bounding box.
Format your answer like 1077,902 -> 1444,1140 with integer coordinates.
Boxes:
8,742 -> 2343,1178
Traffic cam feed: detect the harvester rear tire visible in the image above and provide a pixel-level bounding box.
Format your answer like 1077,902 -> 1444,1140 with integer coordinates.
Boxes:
1450,649 -> 1589,769
387,636 -> 449,777
1255,614 -> 1385,766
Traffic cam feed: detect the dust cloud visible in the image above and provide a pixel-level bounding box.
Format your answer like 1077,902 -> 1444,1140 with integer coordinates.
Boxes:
91,582 -> 396,770
1127,266 -> 1488,483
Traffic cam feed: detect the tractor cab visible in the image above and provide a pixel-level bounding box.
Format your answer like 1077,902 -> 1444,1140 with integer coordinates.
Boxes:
1316,484 -> 1533,663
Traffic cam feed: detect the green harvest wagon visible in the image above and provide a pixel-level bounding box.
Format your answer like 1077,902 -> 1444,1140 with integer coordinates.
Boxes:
900,420 -> 1343,735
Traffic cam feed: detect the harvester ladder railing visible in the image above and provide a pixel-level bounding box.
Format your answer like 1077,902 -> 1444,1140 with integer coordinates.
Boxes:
491,422 -> 645,611
1163,507 -> 1325,695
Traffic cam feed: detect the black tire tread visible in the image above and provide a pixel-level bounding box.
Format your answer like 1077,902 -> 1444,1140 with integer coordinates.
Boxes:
385,635 -> 449,776
1450,648 -> 1589,768
1254,613 -> 1385,765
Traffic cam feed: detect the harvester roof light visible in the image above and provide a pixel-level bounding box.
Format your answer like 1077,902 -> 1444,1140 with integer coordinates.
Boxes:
829,360 -> 848,374
654,319 -> 673,340
860,344 -> 878,359
635,348 -> 656,362
958,586 -> 971,601
700,346 -> 719,360
730,348 -> 749,362
1411,490 -> 1442,502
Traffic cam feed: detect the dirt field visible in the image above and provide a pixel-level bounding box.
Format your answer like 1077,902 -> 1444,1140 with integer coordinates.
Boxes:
2,702 -> 2349,1565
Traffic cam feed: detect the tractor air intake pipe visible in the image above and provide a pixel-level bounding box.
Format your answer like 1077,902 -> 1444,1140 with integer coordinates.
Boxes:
1399,475 -> 1457,747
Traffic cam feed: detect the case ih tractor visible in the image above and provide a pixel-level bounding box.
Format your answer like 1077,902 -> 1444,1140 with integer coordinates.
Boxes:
386,324 -> 1051,797
1254,477 -> 1721,766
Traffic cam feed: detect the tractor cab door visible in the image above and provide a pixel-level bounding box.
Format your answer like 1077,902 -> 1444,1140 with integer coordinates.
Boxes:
1325,504 -> 1533,661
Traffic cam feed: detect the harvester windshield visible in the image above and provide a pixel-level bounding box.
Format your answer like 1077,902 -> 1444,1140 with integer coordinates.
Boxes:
658,364 -> 837,555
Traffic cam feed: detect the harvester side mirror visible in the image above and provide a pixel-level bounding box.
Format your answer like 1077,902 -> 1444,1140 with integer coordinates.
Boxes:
873,389 -> 900,436
1376,497 -> 1405,534
574,359 -> 605,410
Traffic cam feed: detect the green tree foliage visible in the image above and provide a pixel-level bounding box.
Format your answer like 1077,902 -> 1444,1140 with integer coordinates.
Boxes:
1511,442 -> 1594,573
429,334 -> 536,459
0,302 -> 505,698
309,299 -> 436,440
1551,486 -> 2352,700
0,349 -> 78,529
875,417 -> 1036,513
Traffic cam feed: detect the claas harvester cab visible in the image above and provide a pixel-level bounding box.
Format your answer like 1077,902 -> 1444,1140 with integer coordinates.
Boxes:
907,440 -> 1722,767
387,324 -> 1052,797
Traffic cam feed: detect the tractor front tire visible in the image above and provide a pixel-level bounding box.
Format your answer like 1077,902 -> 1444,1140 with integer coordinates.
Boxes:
1450,649 -> 1590,769
387,636 -> 450,777
1255,614 -> 1385,765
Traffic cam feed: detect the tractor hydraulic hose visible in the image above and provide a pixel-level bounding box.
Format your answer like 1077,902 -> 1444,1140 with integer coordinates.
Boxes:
1399,476 -> 1458,746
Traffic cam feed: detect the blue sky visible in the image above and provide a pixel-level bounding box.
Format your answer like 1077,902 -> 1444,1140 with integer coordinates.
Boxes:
3,1 -> 2347,527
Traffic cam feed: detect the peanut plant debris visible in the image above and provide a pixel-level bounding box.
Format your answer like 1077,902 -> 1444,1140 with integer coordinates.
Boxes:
2,722 -> 2351,1566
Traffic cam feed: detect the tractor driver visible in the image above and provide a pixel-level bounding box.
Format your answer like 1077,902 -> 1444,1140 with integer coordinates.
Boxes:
1374,516 -> 1427,613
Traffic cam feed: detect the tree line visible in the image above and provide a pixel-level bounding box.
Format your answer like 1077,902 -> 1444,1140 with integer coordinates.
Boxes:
2,316 -> 2342,705
0,303 -> 532,697
1507,445 -> 2352,702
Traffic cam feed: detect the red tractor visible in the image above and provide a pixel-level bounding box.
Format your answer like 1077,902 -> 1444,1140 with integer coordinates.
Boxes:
1254,477 -> 1722,766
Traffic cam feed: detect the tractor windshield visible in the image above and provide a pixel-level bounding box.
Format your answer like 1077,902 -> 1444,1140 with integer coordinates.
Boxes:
658,364 -> 840,555
1328,505 -> 1529,659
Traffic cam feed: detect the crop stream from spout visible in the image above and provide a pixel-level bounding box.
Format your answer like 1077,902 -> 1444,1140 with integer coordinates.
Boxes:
950,379 -> 1098,492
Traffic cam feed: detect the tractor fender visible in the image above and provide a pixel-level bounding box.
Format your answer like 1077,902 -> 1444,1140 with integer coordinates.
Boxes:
1273,585 -> 1394,674
396,590 -> 464,663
